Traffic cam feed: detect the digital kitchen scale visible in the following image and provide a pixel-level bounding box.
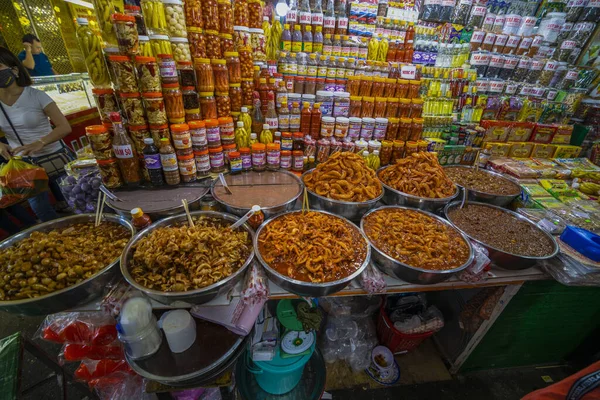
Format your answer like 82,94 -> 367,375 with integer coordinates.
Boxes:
276,299 -> 317,359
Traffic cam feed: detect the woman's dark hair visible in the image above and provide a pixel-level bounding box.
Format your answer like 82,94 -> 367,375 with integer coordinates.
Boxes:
22,34 -> 40,44
0,47 -> 31,87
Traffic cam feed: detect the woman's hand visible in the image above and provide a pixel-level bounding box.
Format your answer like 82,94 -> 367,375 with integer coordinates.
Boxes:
12,140 -> 44,156
0,143 -> 12,160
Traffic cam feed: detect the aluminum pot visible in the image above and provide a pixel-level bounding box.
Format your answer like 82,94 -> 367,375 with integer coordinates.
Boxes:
120,211 -> 254,305
377,166 -> 459,212
360,206 -> 474,285
211,170 -> 302,219
0,214 -> 134,316
300,169 -> 383,221
443,165 -> 521,207
254,210 -> 371,297
444,201 -> 559,270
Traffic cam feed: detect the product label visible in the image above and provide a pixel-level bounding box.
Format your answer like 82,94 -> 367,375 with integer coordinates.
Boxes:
292,41 -> 303,52
159,61 -> 177,78
285,79 -> 294,91
472,5 -> 487,16
322,44 -> 332,56
282,40 -> 292,51
195,154 -> 211,172
317,65 -> 328,77
279,114 -> 290,129
252,152 -> 266,166
144,154 -> 162,170
267,152 -> 280,165
561,40 -> 577,50
531,35 -> 543,47
303,41 -> 313,52
470,52 -> 490,65
489,80 -> 505,93
297,63 -> 307,76
280,156 -> 292,169
324,16 -> 336,28
313,43 -> 323,53
336,67 -> 346,79
459,0 -> 473,5
241,154 -> 252,169
293,155 -> 304,169
504,14 -> 522,29
206,127 -> 221,143
337,17 -> 348,29
266,117 -> 278,130
544,60 -> 559,71
483,33 -> 496,46
567,0 -> 586,6
113,144 -> 135,159
565,69 -> 579,80
489,54 -> 504,68
531,59 -> 544,70
504,83 -> 517,94
358,47 -> 368,59
179,160 -> 196,175
424,0 -> 442,4
590,0 -> 600,7
517,57 -> 532,68
494,34 -> 508,47
332,44 -> 341,56
401,65 -> 417,79
160,153 -> 178,171
483,14 -> 496,26
299,11 -> 312,24
348,123 -> 361,139
320,100 -> 333,116
289,114 -> 301,128
312,12 -> 323,25
503,57 -> 518,69
230,158 -> 242,172
341,45 -> 350,57
333,104 -> 349,118
209,152 -> 225,168
470,30 -> 485,43
345,69 -> 354,79
286,10 -> 297,23
173,138 -> 192,149
191,128 -> 207,146
288,62 -> 297,74
327,66 -> 337,78
374,125 -> 387,140
517,36 -> 533,50
276,93 -> 288,108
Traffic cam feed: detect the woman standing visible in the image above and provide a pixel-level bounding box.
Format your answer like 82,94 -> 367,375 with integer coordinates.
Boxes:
0,47 -> 73,222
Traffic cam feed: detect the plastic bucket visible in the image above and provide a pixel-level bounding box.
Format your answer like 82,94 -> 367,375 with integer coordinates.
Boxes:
247,341 -> 315,395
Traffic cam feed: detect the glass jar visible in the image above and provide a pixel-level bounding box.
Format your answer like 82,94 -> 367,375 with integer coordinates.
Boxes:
386,118 -> 399,140
239,47 -> 254,78
200,92 -> 218,119
92,88 -> 119,124
373,97 -> 387,118
194,59 -> 214,92
359,77 -> 373,96
162,83 -> 186,123
386,98 -> 398,118
141,0 -> 167,35
395,79 -> 409,98
224,52 -> 242,84
149,123 -> 171,144
188,28 -> 207,58
142,92 -> 168,125
333,92 -> 350,117
266,143 -> 281,170
361,96 -> 374,118
182,86 -> 201,120
206,30 -> 222,59
398,118 -> 412,141
241,78 -> 254,106
251,143 -> 267,171
120,92 -> 147,125
86,125 -> 113,160
220,33 -> 235,54
184,0 -> 203,28
170,37 -> 192,62
195,149 -> 211,176
234,0 -> 249,26
209,146 -> 226,172
109,55 -> 138,92
177,154 -> 197,181
229,83 -> 242,112
349,96 -> 362,117
112,14 -> 139,55
211,59 -> 229,92
248,0 -> 263,28
202,0 -> 219,31
149,34 -> 172,55
410,99 -> 423,118
97,159 -> 124,188
135,56 -> 161,92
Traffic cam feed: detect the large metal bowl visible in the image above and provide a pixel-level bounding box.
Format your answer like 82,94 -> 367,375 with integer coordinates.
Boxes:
377,166 -> 459,212
121,211 -> 255,305
300,169 -> 383,221
444,201 -> 559,270
211,170 -> 302,218
0,214 -> 135,316
254,210 -> 371,297
360,206 -> 474,285
443,165 -> 521,207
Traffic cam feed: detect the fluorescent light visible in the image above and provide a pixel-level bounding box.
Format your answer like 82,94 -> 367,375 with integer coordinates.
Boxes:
64,0 -> 94,9
275,0 -> 288,16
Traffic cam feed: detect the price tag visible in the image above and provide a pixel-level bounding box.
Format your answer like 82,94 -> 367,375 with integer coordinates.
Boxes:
113,144 -> 134,159
312,12 -> 323,25
400,65 -> 417,79
286,10 -> 298,23
324,16 -> 336,28
299,11 -> 312,24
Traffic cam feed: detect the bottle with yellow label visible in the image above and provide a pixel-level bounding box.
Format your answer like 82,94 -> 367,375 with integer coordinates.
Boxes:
281,24 -> 292,51
313,26 -> 323,53
292,25 -> 303,52
303,26 -> 313,53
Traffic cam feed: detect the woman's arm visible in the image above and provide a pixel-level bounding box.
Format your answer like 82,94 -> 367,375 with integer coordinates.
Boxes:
12,102 -> 72,156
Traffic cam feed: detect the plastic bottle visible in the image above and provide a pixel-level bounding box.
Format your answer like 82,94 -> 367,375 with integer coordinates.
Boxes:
249,132 -> 258,146
131,208 -> 152,230
332,34 -> 342,56
292,25 -> 303,52
279,101 -> 290,130
298,0 -> 312,31
313,26 -> 324,53
286,0 -> 298,29
240,106 -> 252,133
252,98 -> 265,134
323,0 -> 336,35
265,92 -> 279,130
335,0 -> 348,35
281,24 -> 292,51
159,138 -> 181,185
142,137 -> 165,186
260,123 -> 274,144
276,81 -> 288,108
307,53 -> 318,77
296,52 -> 308,76
290,101 -> 301,131
110,113 -> 141,186
303,26 -> 313,53
310,103 -> 322,139
311,0 -> 323,27
323,33 -> 333,56
300,101 -> 312,136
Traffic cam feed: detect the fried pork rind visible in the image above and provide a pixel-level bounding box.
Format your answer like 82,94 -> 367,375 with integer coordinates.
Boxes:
303,152 -> 383,202
378,152 -> 456,199
363,208 -> 471,271
130,217 -> 252,292
258,211 -> 368,283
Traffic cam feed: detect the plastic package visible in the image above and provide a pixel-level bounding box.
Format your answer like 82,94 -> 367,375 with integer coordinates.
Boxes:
60,343 -> 124,363
359,262 -> 386,294
74,359 -> 133,383
39,312 -> 117,346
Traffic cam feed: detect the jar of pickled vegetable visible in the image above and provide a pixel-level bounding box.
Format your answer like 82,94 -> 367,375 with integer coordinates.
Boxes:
185,0 -> 203,28
220,33 -> 234,54
194,58 -> 214,91
347,76 -> 360,96
391,140 -> 405,162
200,92 -> 218,119
229,83 -> 242,112
410,118 -> 424,141
142,92 -> 169,125
410,98 -> 423,118
386,117 -> 399,141
138,35 -> 153,57
386,98 -> 398,118
97,158 -> 124,188
178,154 -> 197,182
249,28 -> 266,61
248,0 -> 263,28
215,92 -> 231,117
233,26 -> 251,50
222,143 -> 237,163
211,59 -> 229,92
177,61 -> 196,87
163,0 -> 188,37
218,0 -> 234,34
349,96 -> 362,117
109,55 -> 138,92
182,86 -> 201,121
86,125 -> 114,160
92,88 -> 119,124
149,34 -> 172,55
205,30 -> 222,59
407,80 -> 421,99
398,98 -> 411,118
170,37 -> 192,62
238,47 -> 254,78
234,0 -> 249,26
241,78 -> 254,106
380,140 -> 393,166
209,146 -> 226,172
395,79 -> 409,98
398,118 -> 412,141
188,28 -> 207,58
359,77 -> 373,97
76,20 -> 112,88
361,96 -> 374,118
157,54 -> 178,84
371,77 -> 385,97
128,124 -> 151,153
150,123 -> 171,144
373,97 -> 387,118
112,14 -> 139,55
120,92 -> 147,126
384,78 -> 396,97
195,149 -> 211,175
202,0 -> 219,31
162,83 -> 186,123
135,56 -> 161,92
141,0 -> 167,35
224,52 -> 241,84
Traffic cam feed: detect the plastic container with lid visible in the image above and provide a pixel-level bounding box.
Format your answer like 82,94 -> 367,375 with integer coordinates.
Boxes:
316,91 -> 334,116
220,33 -> 235,54
229,83 -> 242,112
112,13 -> 139,55
205,30 -> 222,59
205,119 -> 221,147
184,0 -> 203,29
109,55 -> 138,92
97,158 -> 124,188
224,52 -> 241,84
92,88 -> 119,124
386,118 -> 399,141
208,146 -> 226,172
360,117 -> 375,140
194,149 -> 211,176
177,154 -> 197,182
162,83 -> 185,123
211,59 -> 229,92
410,118 -> 424,141
171,123 -> 192,150
189,120 -> 207,149
157,54 -> 178,84
181,86 -> 200,121
233,26 -> 251,49
219,116 -> 235,142
280,150 -> 292,170
266,143 -> 281,171
120,92 -> 146,126
239,147 -> 251,171
395,79 -> 409,98
348,117 -> 361,140
194,58 -> 214,92
128,124 -> 151,153
141,0 -> 167,35
233,0 -> 249,26
332,92 -> 350,117
86,125 -> 113,160
142,92 -> 168,125
135,56 -> 161,92
249,28 -> 266,61
150,35 -> 172,56
170,37 -> 192,62
218,0 -> 234,34
188,28 -> 207,59
398,118 -> 412,141
200,92 -> 218,119
361,96 -> 374,118
251,143 -> 267,171
373,118 -> 388,141
215,92 -> 231,117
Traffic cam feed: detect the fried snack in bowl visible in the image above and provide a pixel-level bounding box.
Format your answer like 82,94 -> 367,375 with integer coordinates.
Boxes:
256,211 -> 369,291
129,216 -> 252,292
303,152 -> 383,202
378,152 -> 456,199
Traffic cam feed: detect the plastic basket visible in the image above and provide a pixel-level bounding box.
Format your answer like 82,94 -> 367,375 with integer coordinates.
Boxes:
376,302 -> 434,354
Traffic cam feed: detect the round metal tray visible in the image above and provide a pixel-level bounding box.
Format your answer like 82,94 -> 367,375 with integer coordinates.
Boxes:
443,165 -> 521,207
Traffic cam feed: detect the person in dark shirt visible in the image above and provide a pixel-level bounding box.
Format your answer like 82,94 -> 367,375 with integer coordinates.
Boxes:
17,34 -> 56,77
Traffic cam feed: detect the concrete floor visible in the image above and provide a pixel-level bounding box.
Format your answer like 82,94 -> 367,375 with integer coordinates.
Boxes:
1,311 -> 574,400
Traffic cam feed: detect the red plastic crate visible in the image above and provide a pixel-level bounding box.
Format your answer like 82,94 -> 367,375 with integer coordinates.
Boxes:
376,303 -> 434,354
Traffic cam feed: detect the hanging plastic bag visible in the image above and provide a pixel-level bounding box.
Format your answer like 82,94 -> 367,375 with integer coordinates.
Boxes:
37,312 -> 117,346
0,157 -> 49,208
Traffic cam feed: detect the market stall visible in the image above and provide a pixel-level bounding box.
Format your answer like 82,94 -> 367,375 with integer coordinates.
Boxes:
0,0 -> 600,397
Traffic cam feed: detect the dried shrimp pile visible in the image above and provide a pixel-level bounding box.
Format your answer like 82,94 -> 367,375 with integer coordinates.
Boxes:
258,211 -> 367,283
378,152 -> 456,198
303,152 -> 382,202
363,208 -> 471,271
130,217 -> 252,292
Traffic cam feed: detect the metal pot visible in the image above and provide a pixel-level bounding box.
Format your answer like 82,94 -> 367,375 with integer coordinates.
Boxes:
254,210 -> 371,297
377,166 -> 459,212
360,206 -> 474,285
0,214 -> 134,316
444,201 -> 559,270
443,165 -> 521,207
300,169 -> 383,221
120,211 -> 254,305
